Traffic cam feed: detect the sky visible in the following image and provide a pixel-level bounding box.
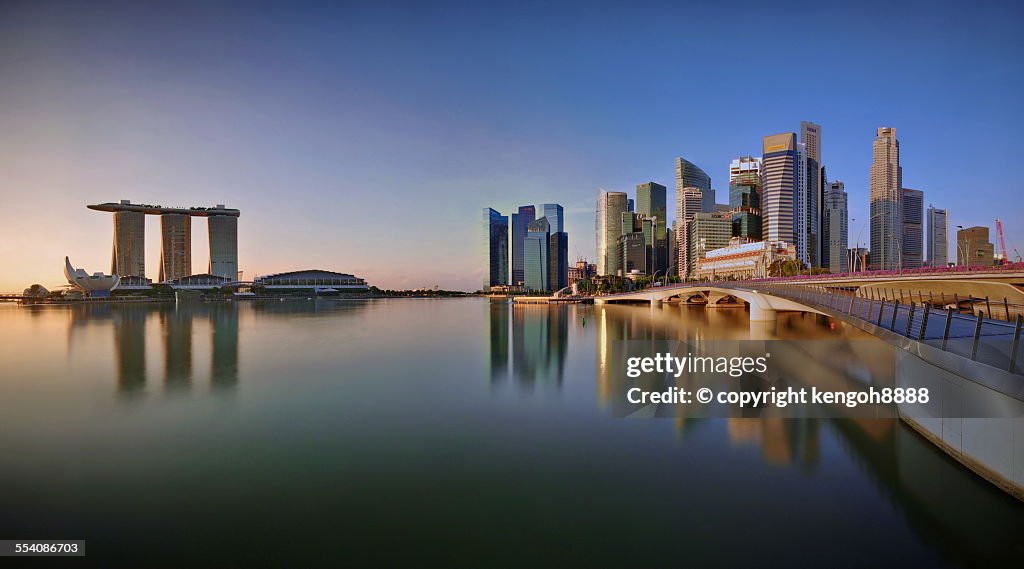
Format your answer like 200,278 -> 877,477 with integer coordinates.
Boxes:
1,0 -> 1022,291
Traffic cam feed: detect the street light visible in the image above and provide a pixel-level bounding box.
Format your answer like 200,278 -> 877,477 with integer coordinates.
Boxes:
854,211 -> 902,273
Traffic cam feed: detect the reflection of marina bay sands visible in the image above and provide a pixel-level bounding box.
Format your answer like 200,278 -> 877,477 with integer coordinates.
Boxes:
68,304 -> 239,395
87,200 -> 240,281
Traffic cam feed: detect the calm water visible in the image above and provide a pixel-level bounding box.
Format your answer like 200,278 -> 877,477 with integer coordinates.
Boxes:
0,299 -> 1021,567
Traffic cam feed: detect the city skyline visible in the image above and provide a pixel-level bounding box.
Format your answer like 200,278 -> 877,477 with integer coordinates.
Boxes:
1,1 -> 1023,291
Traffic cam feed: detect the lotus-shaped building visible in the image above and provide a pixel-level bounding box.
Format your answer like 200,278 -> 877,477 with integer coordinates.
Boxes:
64,257 -> 120,297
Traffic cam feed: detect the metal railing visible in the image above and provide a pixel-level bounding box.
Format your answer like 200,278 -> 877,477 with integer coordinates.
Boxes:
762,283 -> 1023,375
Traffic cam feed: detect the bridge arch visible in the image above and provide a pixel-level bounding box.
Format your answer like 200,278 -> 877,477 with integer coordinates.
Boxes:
595,285 -> 823,321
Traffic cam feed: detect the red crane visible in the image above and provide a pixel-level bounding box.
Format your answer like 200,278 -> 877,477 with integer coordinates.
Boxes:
995,218 -> 1008,264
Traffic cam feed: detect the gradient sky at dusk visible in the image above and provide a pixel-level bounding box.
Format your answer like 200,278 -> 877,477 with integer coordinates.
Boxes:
1,0 -> 1022,291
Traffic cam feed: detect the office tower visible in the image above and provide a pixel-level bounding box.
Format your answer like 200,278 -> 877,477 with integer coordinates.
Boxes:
637,182 -> 668,275
111,206 -> 145,277
800,121 -> 822,267
926,205 -> 949,267
626,199 -> 634,213
821,181 -> 848,273
619,233 -> 648,274
524,217 -> 550,290
548,232 -> 569,291
676,157 -> 712,208
901,188 -> 924,269
542,203 -> 564,233
956,226 -> 994,267
677,187 -> 704,278
510,205 -> 536,286
870,127 -> 902,270
762,133 -> 798,253
729,181 -> 762,241
675,157 -> 712,277
688,212 -> 732,276
668,225 -> 677,277
729,156 -> 762,186
159,213 -> 191,282
482,208 -> 509,291
596,191 -> 629,276
540,203 -> 568,290
208,211 -> 238,280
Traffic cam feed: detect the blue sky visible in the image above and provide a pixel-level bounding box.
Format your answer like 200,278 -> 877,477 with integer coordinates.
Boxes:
1,0 -> 1022,290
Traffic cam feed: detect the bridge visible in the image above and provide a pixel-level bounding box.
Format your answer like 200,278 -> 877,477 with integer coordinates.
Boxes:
594,284 -> 822,322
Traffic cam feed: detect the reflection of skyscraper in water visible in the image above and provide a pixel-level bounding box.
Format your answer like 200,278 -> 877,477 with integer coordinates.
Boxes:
162,307 -> 193,390
511,305 -> 567,388
113,308 -> 147,395
488,302 -> 509,383
210,304 -> 239,389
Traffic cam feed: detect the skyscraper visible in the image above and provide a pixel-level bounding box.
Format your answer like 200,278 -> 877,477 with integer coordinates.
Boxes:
542,203 -> 564,233
542,204 -> 567,291
677,187 -> 704,278
636,181 -> 668,275
762,133 -> 798,253
688,212 -> 732,276
821,181 -> 848,273
208,211 -> 238,280
159,213 -> 191,282
926,205 -> 949,267
870,127 -> 902,270
482,208 -> 509,291
525,217 -> 550,291
510,205 -> 536,286
548,231 -> 568,291
674,157 -> 711,279
729,178 -> 762,241
597,191 -> 629,276
111,207 -> 145,277
729,156 -> 762,186
800,121 -> 822,267
901,188 -> 924,269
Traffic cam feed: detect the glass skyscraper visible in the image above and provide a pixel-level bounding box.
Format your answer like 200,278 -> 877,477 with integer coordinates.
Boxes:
524,217 -> 550,291
800,121 -> 822,267
901,188 -> 924,269
482,208 -> 509,291
636,182 -> 667,275
510,205 -> 536,286
597,191 -> 629,276
926,205 -> 949,267
822,181 -> 848,273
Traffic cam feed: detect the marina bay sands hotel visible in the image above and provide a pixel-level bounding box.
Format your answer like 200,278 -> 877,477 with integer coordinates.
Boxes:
88,200 -> 240,282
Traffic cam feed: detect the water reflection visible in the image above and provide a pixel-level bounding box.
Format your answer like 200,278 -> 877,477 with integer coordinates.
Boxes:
66,303 -> 241,398
488,301 -> 569,389
161,306 -> 193,391
114,308 -> 147,396
588,302 -> 1024,565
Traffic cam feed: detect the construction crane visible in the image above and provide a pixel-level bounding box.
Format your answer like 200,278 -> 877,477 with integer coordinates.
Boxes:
995,218 -> 1008,264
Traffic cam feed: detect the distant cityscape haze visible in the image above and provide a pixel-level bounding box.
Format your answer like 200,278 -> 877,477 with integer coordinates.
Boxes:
1,0 -> 1022,291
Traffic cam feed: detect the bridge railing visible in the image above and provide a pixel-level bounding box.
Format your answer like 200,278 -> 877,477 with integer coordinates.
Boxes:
745,261 -> 1024,284
762,283 -> 1023,376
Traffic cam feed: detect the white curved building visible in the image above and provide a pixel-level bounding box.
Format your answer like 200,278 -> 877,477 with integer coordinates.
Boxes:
64,257 -> 120,297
